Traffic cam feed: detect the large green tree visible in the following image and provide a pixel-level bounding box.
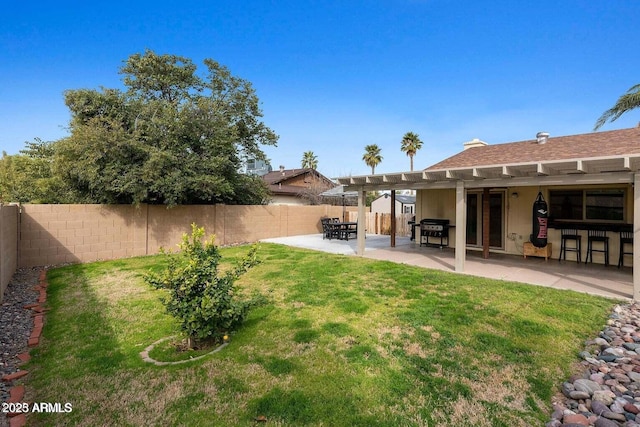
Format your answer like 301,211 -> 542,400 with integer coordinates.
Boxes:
594,83 -> 640,130
301,151 -> 318,169
0,139 -> 73,203
400,131 -> 423,171
362,144 -> 382,174
54,50 -> 278,205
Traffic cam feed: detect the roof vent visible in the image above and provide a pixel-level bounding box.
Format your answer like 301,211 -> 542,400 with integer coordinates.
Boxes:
279,165 -> 285,174
463,138 -> 488,150
536,132 -> 549,144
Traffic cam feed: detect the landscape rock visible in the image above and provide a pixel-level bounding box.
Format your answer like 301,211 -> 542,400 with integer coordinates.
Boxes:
562,413 -> 590,425
594,417 -> 620,427
548,302 -> 640,427
0,268 -> 40,427
574,379 -> 603,395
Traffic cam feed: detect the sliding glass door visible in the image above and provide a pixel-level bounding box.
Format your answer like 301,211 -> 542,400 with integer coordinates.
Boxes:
466,191 -> 505,249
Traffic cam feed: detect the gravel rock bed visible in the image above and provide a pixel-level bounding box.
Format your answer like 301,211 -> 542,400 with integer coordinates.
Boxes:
0,268 -> 39,402
548,302 -> 640,427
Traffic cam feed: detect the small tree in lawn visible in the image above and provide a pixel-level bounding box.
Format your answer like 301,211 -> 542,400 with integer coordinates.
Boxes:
144,224 -> 263,349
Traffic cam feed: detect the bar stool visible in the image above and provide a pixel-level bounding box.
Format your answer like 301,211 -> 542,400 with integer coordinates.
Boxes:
618,231 -> 633,268
586,229 -> 609,266
558,229 -> 581,263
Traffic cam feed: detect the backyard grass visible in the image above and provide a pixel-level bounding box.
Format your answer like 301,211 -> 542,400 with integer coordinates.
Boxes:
25,243 -> 618,426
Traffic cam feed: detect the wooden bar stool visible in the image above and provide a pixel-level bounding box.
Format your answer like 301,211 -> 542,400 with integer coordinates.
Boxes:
558,229 -> 581,263
618,231 -> 633,268
586,229 -> 609,266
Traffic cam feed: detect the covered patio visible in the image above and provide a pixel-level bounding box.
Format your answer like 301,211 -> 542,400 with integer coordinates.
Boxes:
337,128 -> 640,300
262,233 -> 632,300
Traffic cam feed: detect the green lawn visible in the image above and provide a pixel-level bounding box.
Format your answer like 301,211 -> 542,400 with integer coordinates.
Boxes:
26,243 -> 617,426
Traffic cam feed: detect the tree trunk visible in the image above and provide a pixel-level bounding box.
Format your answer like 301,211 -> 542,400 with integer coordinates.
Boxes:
187,335 -> 196,349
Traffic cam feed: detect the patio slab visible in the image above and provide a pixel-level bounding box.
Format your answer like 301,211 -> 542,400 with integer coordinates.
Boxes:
261,234 -> 632,301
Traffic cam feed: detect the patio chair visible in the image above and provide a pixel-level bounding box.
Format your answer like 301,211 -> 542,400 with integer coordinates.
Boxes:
558,229 -> 581,263
586,229 -> 609,266
320,218 -> 333,240
618,231 -> 633,268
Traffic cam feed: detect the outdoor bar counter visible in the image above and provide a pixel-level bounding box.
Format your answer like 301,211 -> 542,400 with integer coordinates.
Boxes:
548,219 -> 633,266
548,219 -> 632,233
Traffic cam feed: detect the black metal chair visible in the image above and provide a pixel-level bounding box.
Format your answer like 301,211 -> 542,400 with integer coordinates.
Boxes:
558,229 -> 582,263
320,218 -> 335,240
618,231 -> 633,268
586,229 -> 609,266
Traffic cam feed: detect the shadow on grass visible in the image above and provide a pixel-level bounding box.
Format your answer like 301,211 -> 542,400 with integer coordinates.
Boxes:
37,264 -> 127,376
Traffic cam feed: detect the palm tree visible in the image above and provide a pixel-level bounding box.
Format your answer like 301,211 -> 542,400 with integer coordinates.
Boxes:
594,83 -> 640,130
400,131 -> 423,171
362,144 -> 382,174
301,151 -> 318,169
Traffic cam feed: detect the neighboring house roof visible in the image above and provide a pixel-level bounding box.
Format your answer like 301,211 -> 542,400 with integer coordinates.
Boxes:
427,127 -> 640,170
373,194 -> 415,204
262,168 -> 337,196
263,168 -> 313,185
396,195 -> 416,204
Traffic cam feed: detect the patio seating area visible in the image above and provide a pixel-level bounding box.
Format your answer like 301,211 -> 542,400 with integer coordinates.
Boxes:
321,217 -> 358,241
261,233 -> 633,300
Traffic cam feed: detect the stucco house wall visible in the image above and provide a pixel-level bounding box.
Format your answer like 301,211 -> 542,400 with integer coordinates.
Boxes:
416,183 -> 633,263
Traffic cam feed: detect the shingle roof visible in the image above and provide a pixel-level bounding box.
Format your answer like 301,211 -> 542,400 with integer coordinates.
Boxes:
426,126 -> 640,171
262,168 -> 314,185
396,195 -> 416,204
262,168 -> 337,196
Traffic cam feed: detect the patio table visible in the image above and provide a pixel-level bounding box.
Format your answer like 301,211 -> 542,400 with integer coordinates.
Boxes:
330,222 -> 358,241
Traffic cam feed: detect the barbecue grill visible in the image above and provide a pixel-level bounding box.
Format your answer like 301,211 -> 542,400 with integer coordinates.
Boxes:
419,218 -> 451,248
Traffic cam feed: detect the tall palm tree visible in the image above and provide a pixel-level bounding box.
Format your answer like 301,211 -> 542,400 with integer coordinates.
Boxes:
400,131 -> 423,171
594,83 -> 640,130
362,144 -> 382,174
301,151 -> 318,169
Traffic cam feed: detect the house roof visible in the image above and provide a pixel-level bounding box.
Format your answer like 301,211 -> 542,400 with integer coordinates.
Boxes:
396,195 -> 416,204
337,126 -> 640,190
262,168 -> 337,196
263,168 -> 315,185
373,193 -> 416,204
427,127 -> 640,170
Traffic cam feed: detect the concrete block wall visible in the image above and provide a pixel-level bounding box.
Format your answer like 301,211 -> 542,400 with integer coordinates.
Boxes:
0,204 -> 19,301
19,205 -> 148,267
18,204 -> 344,267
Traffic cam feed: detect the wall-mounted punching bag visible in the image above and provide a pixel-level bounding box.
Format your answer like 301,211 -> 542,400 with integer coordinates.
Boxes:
531,192 -> 548,248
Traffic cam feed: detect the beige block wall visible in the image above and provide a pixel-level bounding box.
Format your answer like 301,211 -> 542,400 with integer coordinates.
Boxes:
20,204 -> 147,267
19,204 -> 345,267
0,205 -> 19,301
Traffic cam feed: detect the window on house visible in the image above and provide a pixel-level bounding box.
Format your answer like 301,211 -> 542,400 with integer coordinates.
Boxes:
585,190 -> 624,221
549,189 -> 624,221
549,190 -> 583,220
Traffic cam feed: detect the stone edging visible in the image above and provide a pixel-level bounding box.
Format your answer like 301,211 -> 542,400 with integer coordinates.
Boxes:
1,268 -> 48,427
140,336 -> 228,366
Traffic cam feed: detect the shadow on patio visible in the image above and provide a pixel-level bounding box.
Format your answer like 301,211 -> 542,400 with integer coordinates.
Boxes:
261,234 -> 632,301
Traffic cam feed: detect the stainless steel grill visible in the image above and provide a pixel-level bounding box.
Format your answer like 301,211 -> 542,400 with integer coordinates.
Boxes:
420,219 -> 451,248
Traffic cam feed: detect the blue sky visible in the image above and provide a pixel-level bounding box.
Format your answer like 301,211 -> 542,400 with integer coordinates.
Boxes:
2,1 -> 639,179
